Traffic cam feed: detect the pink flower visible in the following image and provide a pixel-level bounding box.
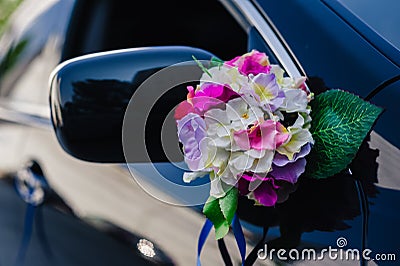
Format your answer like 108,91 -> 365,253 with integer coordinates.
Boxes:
226,50 -> 271,76
174,84 -> 239,120
233,120 -> 289,150
195,83 -> 239,103
174,86 -> 196,120
237,173 -> 280,206
174,100 -> 194,120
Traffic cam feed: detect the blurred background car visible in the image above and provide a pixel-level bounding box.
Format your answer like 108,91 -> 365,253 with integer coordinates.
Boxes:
0,0 -> 399,265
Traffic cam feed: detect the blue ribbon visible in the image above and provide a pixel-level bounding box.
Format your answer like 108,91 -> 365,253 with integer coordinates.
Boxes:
232,214 -> 246,264
14,204 -> 36,266
197,219 -> 213,266
197,214 -> 246,266
13,166 -> 49,266
35,208 -> 53,259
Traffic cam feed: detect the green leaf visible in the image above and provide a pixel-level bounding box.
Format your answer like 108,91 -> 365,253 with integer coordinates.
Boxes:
210,57 -> 224,68
203,188 -> 238,239
192,55 -> 212,78
219,187 -> 238,224
203,196 -> 229,239
306,89 -> 383,179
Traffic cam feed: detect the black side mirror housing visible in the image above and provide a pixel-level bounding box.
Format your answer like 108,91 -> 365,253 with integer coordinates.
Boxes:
50,46 -> 215,163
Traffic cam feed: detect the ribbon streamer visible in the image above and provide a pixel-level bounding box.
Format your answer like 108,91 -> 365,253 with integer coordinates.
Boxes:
232,214 -> 246,264
13,165 -> 49,266
197,219 -> 213,266
197,214 -> 246,266
14,204 -> 36,266
217,239 -> 233,266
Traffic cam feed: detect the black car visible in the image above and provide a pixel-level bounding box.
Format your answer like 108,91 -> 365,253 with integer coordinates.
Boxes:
0,0 -> 399,265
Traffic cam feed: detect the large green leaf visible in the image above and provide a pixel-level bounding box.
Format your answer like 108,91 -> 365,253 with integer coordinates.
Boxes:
203,188 -> 238,239
306,89 -> 383,179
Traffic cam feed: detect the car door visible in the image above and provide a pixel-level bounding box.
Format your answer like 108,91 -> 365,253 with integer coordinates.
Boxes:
2,0 -> 395,266
0,0 -> 73,172
47,0 -> 368,265
251,0 -> 400,265
227,1 -> 365,265
1,1 -> 257,265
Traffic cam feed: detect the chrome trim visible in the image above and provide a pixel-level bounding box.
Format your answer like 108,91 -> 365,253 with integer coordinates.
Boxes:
229,0 -> 308,79
48,47 -> 151,88
219,0 -> 251,33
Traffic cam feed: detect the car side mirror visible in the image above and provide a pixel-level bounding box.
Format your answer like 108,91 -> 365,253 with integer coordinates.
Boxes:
49,46 -> 215,163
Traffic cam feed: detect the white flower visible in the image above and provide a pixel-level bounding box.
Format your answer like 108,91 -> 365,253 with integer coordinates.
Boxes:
204,108 -> 232,148
277,114 -> 314,160
211,148 -> 230,169
269,65 -> 286,85
209,171 -> 237,198
219,167 -> 239,186
200,65 -> 248,92
246,149 -> 274,173
212,148 -> 235,184
226,97 -> 264,131
183,171 -> 208,183
210,176 -> 226,198
249,73 -> 286,112
270,64 -> 307,90
228,152 -> 254,176
280,88 -> 309,113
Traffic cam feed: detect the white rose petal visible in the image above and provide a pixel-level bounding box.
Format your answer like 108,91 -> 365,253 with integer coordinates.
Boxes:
183,171 -> 208,183
249,150 -> 274,173
280,88 -> 309,113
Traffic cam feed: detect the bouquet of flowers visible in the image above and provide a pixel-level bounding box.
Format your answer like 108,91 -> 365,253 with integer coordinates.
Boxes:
174,50 -> 382,241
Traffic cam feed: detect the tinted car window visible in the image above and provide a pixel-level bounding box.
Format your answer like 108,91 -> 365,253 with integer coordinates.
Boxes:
62,0 -> 247,61
0,0 -> 247,106
0,0 -> 74,104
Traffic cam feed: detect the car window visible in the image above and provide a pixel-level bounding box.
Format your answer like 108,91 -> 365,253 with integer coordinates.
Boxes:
0,0 -> 247,107
62,0 -> 247,61
0,0 -> 75,105
0,0 -> 23,36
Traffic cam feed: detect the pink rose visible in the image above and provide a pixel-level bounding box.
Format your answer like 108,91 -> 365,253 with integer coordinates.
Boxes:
234,120 -> 289,150
226,50 -> 271,75
195,83 -> 239,103
174,83 -> 239,119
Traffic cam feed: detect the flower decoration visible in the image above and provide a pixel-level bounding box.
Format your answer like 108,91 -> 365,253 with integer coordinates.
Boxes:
174,49 -> 382,242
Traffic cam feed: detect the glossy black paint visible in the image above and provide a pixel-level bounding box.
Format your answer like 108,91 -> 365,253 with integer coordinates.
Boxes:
253,0 -> 400,97
50,46 -> 215,162
322,0 -> 400,66
254,1 -> 400,264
